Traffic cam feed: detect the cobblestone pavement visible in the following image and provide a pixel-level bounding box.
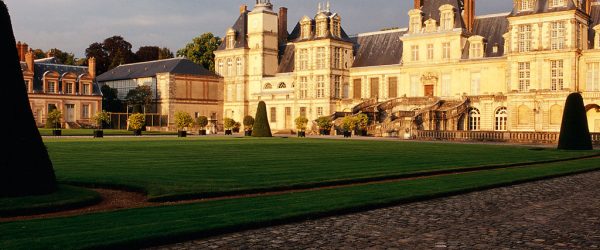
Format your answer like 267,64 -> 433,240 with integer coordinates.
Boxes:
152,171 -> 600,249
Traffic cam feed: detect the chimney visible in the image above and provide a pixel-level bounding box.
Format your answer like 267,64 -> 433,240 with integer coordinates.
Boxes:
25,49 -> 34,72
463,0 -> 475,33
22,42 -> 29,60
278,7 -> 288,44
88,57 -> 96,79
16,41 -> 23,61
240,4 -> 247,14
414,0 -> 423,9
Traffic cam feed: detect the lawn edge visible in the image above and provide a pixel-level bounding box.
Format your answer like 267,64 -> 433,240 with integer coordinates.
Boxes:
0,185 -> 101,217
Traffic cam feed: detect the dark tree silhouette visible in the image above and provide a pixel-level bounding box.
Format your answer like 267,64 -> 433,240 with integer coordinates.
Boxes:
0,1 -> 57,197
251,101 -> 272,137
135,46 -> 174,62
558,93 -> 593,150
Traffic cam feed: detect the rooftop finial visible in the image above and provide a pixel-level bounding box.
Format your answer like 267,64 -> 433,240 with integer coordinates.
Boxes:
327,1 -> 330,12
318,2 -> 322,12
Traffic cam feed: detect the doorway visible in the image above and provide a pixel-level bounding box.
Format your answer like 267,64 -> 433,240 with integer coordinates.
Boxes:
65,104 -> 75,122
424,85 -> 434,97
285,107 -> 291,129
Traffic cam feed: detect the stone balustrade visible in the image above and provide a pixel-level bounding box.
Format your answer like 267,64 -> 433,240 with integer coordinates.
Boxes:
415,130 -> 600,145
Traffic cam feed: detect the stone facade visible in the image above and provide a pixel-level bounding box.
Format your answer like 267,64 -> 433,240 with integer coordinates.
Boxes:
216,0 -> 600,135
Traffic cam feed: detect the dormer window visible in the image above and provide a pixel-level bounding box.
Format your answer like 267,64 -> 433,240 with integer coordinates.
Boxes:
594,25 -> 600,49
316,15 -> 328,37
226,28 -> 236,49
439,5 -> 454,31
330,16 -> 341,37
425,19 -> 437,32
408,9 -> 423,34
469,36 -> 485,59
519,0 -> 534,11
301,16 -> 312,39
47,81 -> 56,93
550,0 -> 565,8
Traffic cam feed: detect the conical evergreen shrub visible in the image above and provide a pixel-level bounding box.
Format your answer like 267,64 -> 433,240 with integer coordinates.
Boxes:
0,1 -> 57,197
251,101 -> 272,137
557,92 -> 593,150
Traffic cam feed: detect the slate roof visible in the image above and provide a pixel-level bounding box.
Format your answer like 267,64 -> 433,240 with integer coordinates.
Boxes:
462,13 -> 510,58
589,4 -> 600,48
509,0 -> 579,17
351,29 -> 407,68
96,58 -> 215,82
29,61 -> 102,94
217,11 -> 249,51
277,44 -> 295,73
420,0 -> 466,29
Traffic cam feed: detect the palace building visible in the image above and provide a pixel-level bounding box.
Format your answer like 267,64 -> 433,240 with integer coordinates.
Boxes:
215,0 -> 600,137
17,42 -> 102,128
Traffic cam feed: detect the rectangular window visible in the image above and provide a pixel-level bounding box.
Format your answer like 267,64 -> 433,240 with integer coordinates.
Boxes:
427,44 -> 434,60
236,58 -> 243,75
317,107 -> 323,117
270,107 -> 277,123
370,78 -> 379,98
316,75 -> 325,98
82,104 -> 90,119
47,81 -> 56,93
518,25 -> 532,52
551,21 -> 566,50
300,107 -> 307,117
66,82 -> 74,94
518,62 -> 531,92
550,0 -> 565,7
588,62 -> 600,91
333,48 -> 341,69
470,43 -> 482,58
441,73 -> 451,97
411,16 -> 421,33
520,0 -> 533,11
299,77 -> 308,99
410,75 -> 420,97
577,23 -> 582,49
334,75 -> 341,99
353,79 -> 362,99
442,43 -> 451,59
441,12 -> 453,30
82,84 -> 90,95
316,47 -> 326,70
342,83 -> 349,99
388,77 -> 398,98
411,45 -> 419,61
551,60 -> 564,91
299,49 -> 308,70
471,72 -> 481,96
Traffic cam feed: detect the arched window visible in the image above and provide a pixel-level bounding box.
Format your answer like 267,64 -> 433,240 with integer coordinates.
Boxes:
227,59 -> 233,76
468,108 -> 480,131
495,107 -> 508,131
278,82 -> 286,89
236,58 -> 242,75
264,83 -> 272,89
217,60 -> 223,75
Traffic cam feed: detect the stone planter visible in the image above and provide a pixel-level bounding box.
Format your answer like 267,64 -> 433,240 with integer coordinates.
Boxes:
343,131 -> 352,138
225,130 -> 233,135
245,130 -> 252,136
198,130 -> 207,136
232,128 -> 240,133
133,130 -> 142,136
178,131 -> 187,137
52,129 -> 62,136
93,130 -> 104,138
297,131 -> 306,137
320,129 -> 331,136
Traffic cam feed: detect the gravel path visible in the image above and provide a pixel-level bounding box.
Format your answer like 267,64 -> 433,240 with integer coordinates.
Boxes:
152,170 -> 600,249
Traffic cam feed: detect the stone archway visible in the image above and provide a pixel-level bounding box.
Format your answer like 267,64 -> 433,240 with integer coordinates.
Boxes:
586,104 -> 600,133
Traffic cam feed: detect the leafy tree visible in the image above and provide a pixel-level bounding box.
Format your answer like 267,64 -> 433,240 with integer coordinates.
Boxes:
174,111 -> 194,131
315,116 -> 333,130
295,116 -> 309,132
85,42 -> 109,74
223,118 -> 236,130
45,109 -> 62,129
47,48 -> 75,65
100,85 -> 123,112
177,32 -> 222,72
135,46 -> 174,62
125,85 -> 153,113
127,113 -> 145,132
558,93 -> 593,150
341,115 -> 357,132
31,48 -> 45,59
196,116 -> 209,130
243,115 -> 255,131
84,36 -> 136,75
1,1 -> 57,197
159,47 -> 174,59
92,111 -> 111,130
251,101 -> 272,137
356,113 -> 369,131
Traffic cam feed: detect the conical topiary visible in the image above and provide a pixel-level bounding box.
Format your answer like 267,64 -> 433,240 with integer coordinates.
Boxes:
557,92 -> 593,150
251,101 -> 272,137
0,1 -> 57,197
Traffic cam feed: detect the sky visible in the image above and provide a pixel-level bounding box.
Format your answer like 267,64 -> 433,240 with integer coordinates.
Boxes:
4,0 -> 514,58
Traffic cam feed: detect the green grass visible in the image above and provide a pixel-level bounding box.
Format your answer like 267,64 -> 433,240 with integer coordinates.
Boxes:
1,157 -> 599,250
38,128 -> 177,136
44,137 -> 596,200
0,185 -> 100,217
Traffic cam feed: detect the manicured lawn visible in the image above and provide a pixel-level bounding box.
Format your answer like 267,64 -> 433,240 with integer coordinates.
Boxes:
2,157 -> 599,250
0,185 -> 100,217
38,128 -> 176,136
44,137 -> 596,200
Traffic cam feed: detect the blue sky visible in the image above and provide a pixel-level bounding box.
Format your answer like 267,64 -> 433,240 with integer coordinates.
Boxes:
4,0 -> 513,57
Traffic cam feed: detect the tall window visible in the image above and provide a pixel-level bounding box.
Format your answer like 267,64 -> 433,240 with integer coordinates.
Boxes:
427,44 -> 434,60
577,22 -> 582,49
82,84 -> 90,95
468,108 -> 480,131
270,107 -> 277,122
410,75 -> 419,97
550,0 -> 565,7
317,107 -> 324,117
342,83 -> 349,99
495,107 -> 508,131
66,82 -> 74,94
227,34 -> 235,49
441,11 -> 453,30
410,16 -> 421,33
353,79 -> 362,99
316,47 -> 326,69
236,58 -> 243,75
47,81 -> 56,93
518,25 -> 532,52
299,77 -> 308,99
441,73 -> 451,97
471,72 -> 480,96
217,60 -> 223,75
442,43 -> 451,59
388,77 -> 398,98
587,62 -> 600,91
316,75 -> 325,98
334,75 -> 341,99
551,60 -> 564,91
518,62 -> 531,92
317,20 -> 328,37
520,0 -> 534,11
82,104 -> 90,119
227,59 -> 233,76
333,48 -> 341,69
331,19 -> 341,37
551,21 -> 566,50
301,22 -> 311,39
411,45 -> 419,61
470,43 -> 483,58
299,49 -> 309,70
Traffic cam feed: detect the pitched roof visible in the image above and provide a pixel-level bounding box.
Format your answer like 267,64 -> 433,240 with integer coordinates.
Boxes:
351,29 -> 407,68
287,14 -> 353,43
96,58 -> 215,82
462,13 -> 510,58
589,4 -> 600,48
509,0 -> 579,17
30,62 -> 102,94
277,44 -> 295,73
421,0 -> 466,29
217,11 -> 248,51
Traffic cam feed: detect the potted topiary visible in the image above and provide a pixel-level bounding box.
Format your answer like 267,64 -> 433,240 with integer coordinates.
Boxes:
356,113 -> 369,136
128,113 -> 145,136
315,116 -> 333,135
243,115 -> 255,136
233,122 -> 241,133
196,116 -> 208,136
223,118 -> 235,135
92,111 -> 110,138
295,116 -> 308,137
341,115 -> 357,138
174,111 -> 194,137
46,109 -> 62,136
